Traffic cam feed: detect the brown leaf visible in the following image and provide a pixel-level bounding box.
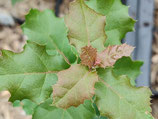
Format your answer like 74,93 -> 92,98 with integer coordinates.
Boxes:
80,46 -> 97,69
96,44 -> 134,68
53,64 -> 98,109
65,0 -> 106,53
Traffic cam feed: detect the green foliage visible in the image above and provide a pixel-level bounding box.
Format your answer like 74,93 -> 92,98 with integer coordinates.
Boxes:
33,99 -> 96,119
0,0 -> 154,119
113,57 -> 143,85
13,99 -> 37,115
22,9 -> 77,64
0,42 -> 60,103
95,68 -> 153,119
86,0 -> 135,46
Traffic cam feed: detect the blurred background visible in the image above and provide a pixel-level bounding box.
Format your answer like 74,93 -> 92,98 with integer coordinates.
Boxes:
0,0 -> 158,119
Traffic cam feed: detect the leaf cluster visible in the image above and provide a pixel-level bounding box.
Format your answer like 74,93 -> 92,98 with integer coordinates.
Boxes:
0,0 -> 154,119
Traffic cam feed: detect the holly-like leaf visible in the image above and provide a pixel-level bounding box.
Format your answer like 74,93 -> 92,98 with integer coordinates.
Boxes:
80,45 -> 97,68
86,0 -> 135,45
22,9 -> 76,65
33,99 -> 97,119
95,68 -> 153,119
96,44 -> 134,68
0,41 -> 70,104
53,64 -> 98,109
65,0 -> 107,53
113,57 -> 143,86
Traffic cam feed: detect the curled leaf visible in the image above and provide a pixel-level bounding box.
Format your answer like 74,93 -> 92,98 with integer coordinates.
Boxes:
96,44 -> 134,68
80,45 -> 97,69
53,64 -> 98,109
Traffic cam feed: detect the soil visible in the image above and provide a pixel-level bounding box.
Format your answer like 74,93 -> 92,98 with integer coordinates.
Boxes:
0,91 -> 31,119
0,0 -> 158,119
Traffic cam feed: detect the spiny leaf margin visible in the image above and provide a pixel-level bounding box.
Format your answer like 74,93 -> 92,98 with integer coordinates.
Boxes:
95,68 -> 153,119
22,9 -> 77,65
86,0 -> 135,45
65,0 -> 107,53
53,64 -> 98,109
0,41 -> 63,104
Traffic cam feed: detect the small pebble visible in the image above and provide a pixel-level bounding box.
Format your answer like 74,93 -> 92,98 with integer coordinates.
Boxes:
0,12 -> 15,26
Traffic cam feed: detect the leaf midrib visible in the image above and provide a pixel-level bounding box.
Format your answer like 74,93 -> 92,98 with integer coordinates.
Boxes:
55,71 -> 90,105
26,28 -> 71,65
49,36 -> 71,65
80,0 -> 90,45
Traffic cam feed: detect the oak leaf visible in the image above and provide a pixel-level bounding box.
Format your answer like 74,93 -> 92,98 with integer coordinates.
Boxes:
65,0 -> 106,53
96,44 -> 134,68
86,0 -> 135,46
53,64 -> 98,109
0,42 -> 60,104
80,46 -> 97,69
33,99 -> 96,119
22,9 -> 76,65
95,68 -> 153,119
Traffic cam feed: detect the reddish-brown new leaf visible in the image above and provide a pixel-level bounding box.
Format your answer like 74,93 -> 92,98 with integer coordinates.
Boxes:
80,46 -> 97,69
53,64 -> 98,109
96,44 -> 134,68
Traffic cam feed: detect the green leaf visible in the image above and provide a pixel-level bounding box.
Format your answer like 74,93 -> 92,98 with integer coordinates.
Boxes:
92,102 -> 108,119
53,64 -> 98,109
22,9 -> 76,65
95,68 -> 153,119
93,117 -> 108,119
100,117 -> 108,119
86,0 -> 135,45
33,99 -> 96,119
0,41 -> 69,104
113,57 -> 143,86
94,117 -> 108,119
65,0 -> 107,53
13,99 -> 37,115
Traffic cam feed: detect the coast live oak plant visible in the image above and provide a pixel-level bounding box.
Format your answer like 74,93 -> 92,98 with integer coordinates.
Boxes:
0,0 -> 154,119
